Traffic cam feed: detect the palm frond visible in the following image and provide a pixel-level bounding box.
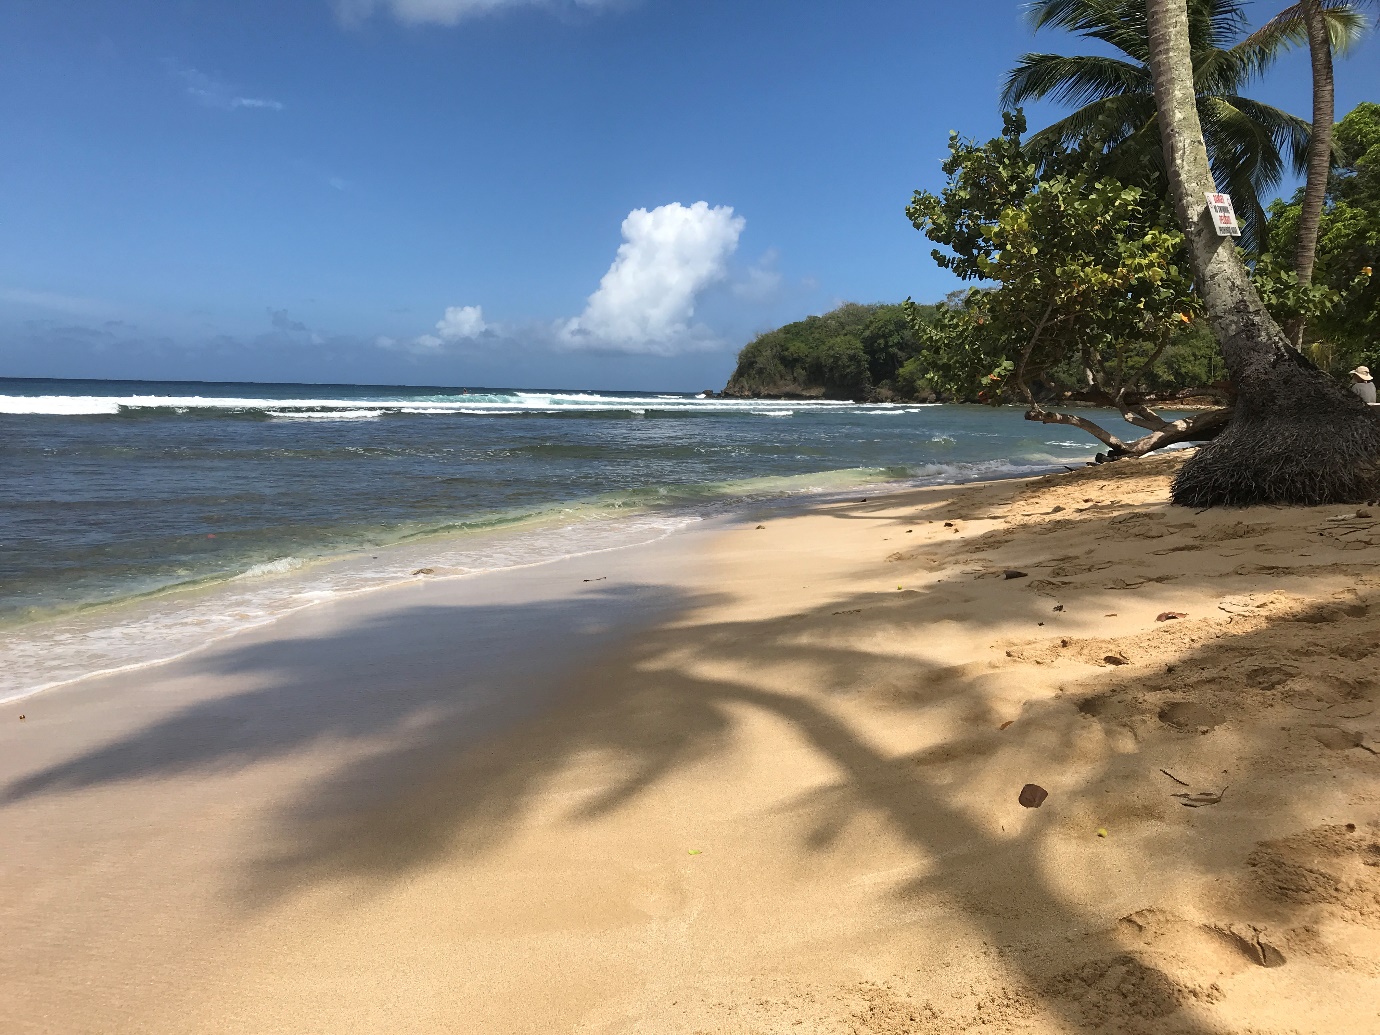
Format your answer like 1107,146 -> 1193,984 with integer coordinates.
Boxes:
1193,44 -> 1264,95
1217,95 -> 1312,175
1002,53 -> 1151,108
1024,0 -> 1150,62
1241,1 -> 1372,65
1023,93 -> 1156,155
1196,0 -> 1251,48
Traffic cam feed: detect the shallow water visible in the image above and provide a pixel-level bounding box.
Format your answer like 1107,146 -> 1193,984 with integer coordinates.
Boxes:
1,376 -> 1162,699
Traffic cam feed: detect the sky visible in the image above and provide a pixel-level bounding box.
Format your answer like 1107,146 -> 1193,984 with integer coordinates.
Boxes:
1,0 -> 1376,391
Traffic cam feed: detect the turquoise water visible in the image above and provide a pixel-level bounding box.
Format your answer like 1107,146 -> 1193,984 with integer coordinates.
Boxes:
0,376 -> 1164,699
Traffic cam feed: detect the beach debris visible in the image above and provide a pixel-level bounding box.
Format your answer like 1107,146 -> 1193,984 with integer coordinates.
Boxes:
1003,569 -> 1028,580
906,529 -> 913,533
832,608 -> 862,616
859,498 -> 868,502
1051,505 -> 1066,513
1159,769 -> 1190,787
1096,827 -> 1109,838
1104,613 -> 1118,617
1103,654 -> 1129,666
17,715 -> 23,721
756,524 -> 766,529
1156,611 -> 1188,622
1018,783 -> 1048,808
582,576 -> 607,583
411,568 -> 435,576
1053,604 -> 1064,612
1000,720 -> 1014,730
944,521 -> 954,527
1158,701 -> 1222,733
687,849 -> 702,855
1172,788 -> 1226,807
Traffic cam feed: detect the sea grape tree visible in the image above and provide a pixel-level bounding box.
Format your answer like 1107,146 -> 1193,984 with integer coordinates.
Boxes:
905,111 -> 1223,456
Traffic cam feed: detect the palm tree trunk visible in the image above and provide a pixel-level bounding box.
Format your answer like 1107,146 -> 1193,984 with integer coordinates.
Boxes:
1288,0 -> 1336,346
1144,0 -> 1380,506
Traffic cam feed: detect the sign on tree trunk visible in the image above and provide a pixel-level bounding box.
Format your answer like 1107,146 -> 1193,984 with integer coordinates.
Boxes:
1205,193 -> 1241,238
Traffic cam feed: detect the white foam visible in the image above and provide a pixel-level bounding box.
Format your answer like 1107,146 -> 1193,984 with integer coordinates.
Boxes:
237,557 -> 305,578
267,409 -> 383,421
0,395 -> 121,415
0,391 -> 861,417
0,511 -> 703,704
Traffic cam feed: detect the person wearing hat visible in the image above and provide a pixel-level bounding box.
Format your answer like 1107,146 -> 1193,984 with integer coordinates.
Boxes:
1350,365 -> 1376,404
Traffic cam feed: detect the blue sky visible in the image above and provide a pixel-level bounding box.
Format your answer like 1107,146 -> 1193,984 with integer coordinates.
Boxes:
1,0 -> 1376,391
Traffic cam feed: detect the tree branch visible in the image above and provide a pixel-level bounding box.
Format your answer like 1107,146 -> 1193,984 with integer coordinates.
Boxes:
1024,407 -> 1130,451
1117,406 -> 1232,456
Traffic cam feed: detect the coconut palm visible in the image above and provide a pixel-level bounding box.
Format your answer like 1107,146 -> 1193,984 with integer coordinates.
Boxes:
1142,0 -> 1380,506
1001,0 -> 1361,249
1247,0 -> 1373,343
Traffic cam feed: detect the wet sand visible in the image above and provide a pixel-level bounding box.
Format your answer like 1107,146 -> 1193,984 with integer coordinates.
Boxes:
3,452 -> 1379,1034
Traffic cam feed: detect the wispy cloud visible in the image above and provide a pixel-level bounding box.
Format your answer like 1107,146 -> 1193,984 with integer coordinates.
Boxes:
731,248 -> 784,303
336,0 -> 620,27
175,67 -> 284,112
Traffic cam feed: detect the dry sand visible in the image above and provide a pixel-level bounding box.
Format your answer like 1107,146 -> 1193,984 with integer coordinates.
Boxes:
3,451 -> 1380,1034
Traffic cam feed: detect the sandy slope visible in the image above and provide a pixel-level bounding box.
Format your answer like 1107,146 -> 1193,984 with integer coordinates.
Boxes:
2,452 -> 1379,1034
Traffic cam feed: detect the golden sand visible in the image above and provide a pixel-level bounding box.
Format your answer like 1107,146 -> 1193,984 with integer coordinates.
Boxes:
3,452 -> 1379,1033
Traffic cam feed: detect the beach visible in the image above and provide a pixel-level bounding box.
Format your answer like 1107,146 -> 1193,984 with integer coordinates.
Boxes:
4,451 -> 1379,1034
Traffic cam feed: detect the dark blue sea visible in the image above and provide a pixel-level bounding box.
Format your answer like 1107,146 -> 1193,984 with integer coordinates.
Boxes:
1,376 -> 1159,699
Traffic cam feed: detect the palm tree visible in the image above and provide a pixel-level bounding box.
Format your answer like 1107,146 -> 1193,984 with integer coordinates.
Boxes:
1247,1 -> 1373,343
1001,0 -> 1345,249
1143,0 -> 1380,506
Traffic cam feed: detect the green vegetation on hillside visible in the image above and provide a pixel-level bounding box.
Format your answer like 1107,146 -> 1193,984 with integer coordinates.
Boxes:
722,303 -> 937,401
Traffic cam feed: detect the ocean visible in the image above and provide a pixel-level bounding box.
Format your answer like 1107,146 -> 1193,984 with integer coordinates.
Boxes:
0,376 -> 1158,701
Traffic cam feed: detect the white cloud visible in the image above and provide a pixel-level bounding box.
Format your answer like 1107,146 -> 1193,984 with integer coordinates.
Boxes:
561,201 -> 745,353
336,0 -> 615,26
175,67 -> 283,112
435,304 -> 487,339
403,304 -> 488,350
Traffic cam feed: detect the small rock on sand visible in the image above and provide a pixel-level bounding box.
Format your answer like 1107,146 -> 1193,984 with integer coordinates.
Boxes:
1018,784 -> 1048,808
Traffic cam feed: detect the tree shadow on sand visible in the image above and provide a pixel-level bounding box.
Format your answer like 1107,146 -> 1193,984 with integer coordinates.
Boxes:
5,467 -> 1379,1032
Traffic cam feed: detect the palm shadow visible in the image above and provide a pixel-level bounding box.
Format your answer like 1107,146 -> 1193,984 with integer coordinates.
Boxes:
6,463 -> 1376,1031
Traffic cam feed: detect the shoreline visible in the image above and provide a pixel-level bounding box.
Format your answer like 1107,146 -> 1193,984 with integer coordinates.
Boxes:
0,458 -> 1087,705
5,451 -> 1378,1033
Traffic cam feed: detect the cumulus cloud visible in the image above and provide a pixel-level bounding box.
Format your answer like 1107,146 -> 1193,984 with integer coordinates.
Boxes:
336,0 -> 615,26
561,201 -> 745,353
406,304 -> 488,350
175,67 -> 284,111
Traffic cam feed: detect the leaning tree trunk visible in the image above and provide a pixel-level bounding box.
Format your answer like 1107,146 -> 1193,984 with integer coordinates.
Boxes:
1144,0 -> 1380,507
1288,0 -> 1336,346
